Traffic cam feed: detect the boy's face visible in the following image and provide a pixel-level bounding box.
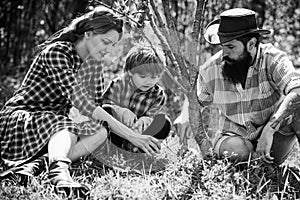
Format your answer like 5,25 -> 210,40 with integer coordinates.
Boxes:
129,72 -> 162,91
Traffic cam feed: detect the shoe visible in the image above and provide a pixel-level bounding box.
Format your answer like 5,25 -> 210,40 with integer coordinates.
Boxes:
14,154 -> 48,177
0,155 -> 48,186
48,158 -> 90,190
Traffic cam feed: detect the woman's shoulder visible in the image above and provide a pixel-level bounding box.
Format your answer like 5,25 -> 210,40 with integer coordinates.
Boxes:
44,41 -> 74,54
40,41 -> 81,66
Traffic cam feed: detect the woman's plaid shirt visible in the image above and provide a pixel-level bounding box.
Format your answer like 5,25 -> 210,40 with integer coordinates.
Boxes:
102,74 -> 166,118
4,41 -> 97,116
197,43 -> 300,140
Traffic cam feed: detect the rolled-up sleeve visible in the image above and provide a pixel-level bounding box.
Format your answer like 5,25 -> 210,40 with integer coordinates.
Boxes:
268,51 -> 300,95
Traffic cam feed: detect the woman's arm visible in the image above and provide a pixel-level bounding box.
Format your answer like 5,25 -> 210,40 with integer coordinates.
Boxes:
92,106 -> 161,155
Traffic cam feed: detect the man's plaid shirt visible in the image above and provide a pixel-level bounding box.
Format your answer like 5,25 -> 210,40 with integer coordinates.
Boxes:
197,43 -> 300,140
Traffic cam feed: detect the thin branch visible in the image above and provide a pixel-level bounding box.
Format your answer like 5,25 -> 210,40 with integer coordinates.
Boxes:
196,0 -> 208,66
143,34 -> 188,94
148,0 -> 172,53
96,1 -> 143,27
189,0 -> 207,91
147,11 -> 190,92
149,0 -> 190,83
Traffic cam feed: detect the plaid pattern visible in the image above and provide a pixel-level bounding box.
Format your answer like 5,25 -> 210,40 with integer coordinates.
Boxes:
70,58 -> 107,135
102,74 -> 166,118
73,58 -> 105,106
0,41 -> 98,162
198,43 -> 300,141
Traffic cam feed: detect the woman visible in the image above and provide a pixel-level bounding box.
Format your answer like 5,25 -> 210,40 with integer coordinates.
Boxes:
0,6 -> 161,188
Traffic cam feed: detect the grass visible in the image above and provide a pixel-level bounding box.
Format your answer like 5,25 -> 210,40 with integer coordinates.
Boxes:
0,135 -> 300,200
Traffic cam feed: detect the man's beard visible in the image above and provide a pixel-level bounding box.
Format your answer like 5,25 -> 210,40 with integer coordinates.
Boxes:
222,50 -> 252,87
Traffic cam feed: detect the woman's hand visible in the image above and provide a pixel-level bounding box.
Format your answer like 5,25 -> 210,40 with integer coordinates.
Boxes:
132,117 -> 153,134
129,134 -> 161,155
115,107 -> 137,127
256,122 -> 276,164
92,106 -> 160,156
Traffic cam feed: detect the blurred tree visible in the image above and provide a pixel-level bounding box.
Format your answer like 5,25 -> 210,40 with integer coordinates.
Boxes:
0,0 -> 91,78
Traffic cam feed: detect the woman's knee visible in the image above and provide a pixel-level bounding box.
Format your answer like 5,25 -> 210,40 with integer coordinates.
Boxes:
94,127 -> 108,142
219,136 -> 254,162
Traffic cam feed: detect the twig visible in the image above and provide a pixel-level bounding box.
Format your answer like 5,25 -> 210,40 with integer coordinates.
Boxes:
142,33 -> 188,94
146,11 -> 190,92
96,1 -> 143,27
159,0 -> 190,83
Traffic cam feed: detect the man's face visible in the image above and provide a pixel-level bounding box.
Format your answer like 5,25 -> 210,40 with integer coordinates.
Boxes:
221,39 -> 253,85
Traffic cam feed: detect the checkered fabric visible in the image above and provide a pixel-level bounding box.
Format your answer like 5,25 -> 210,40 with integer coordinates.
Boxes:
102,74 -> 166,118
74,58 -> 105,106
0,41 -> 98,162
197,43 -> 300,141
69,58 -> 108,135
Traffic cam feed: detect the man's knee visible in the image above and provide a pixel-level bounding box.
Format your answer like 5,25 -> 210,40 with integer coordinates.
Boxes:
219,136 -> 254,162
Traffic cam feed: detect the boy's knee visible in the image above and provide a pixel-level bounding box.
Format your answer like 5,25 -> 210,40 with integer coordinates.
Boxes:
152,114 -> 171,139
219,136 -> 254,162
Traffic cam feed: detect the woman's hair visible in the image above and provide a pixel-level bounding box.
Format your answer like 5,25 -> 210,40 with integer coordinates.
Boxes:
37,6 -> 123,51
124,46 -> 164,76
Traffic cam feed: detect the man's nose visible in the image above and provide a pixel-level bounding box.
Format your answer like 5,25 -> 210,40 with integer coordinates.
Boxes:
222,49 -> 229,58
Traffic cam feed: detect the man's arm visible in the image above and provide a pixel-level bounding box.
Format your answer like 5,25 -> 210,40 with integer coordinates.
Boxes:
270,88 -> 300,131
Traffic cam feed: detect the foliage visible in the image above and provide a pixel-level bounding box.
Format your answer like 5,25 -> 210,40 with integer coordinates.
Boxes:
0,139 -> 300,199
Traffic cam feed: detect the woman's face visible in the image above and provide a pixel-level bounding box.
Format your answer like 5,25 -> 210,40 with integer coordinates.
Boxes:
85,29 -> 120,61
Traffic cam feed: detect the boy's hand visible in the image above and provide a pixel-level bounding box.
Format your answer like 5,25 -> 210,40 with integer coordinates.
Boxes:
115,107 -> 137,127
133,117 -> 153,134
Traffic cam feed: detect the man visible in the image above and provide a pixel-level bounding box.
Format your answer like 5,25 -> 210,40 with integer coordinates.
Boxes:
198,8 -> 300,164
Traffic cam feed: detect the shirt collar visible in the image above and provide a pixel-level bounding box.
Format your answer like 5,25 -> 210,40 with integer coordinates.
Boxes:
251,43 -> 262,71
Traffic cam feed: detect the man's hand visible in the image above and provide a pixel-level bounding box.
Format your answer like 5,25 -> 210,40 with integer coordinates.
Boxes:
132,116 -> 153,134
256,122 -> 276,164
174,122 -> 192,144
115,107 -> 137,127
270,92 -> 300,131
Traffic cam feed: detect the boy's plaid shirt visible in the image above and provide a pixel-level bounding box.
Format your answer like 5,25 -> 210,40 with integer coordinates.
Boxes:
197,43 -> 300,140
102,74 -> 166,118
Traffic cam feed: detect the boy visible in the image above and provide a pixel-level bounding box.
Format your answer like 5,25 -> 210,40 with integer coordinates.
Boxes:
102,46 -> 171,152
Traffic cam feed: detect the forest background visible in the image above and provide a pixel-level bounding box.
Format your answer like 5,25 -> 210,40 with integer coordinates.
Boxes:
1,0 -> 300,199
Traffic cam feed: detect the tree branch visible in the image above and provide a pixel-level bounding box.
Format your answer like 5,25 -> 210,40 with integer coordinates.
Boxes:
96,1 -> 143,27
147,10 -> 190,92
142,33 -> 188,94
149,0 -> 190,84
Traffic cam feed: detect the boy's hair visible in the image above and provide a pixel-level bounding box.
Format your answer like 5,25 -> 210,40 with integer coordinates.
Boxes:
124,47 -> 164,76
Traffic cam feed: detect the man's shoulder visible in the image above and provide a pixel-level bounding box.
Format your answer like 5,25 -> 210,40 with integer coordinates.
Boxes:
259,43 -> 287,57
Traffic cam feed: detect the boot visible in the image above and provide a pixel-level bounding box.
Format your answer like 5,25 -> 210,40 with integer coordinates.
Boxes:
0,155 -> 48,186
48,158 -> 90,190
14,154 -> 48,177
